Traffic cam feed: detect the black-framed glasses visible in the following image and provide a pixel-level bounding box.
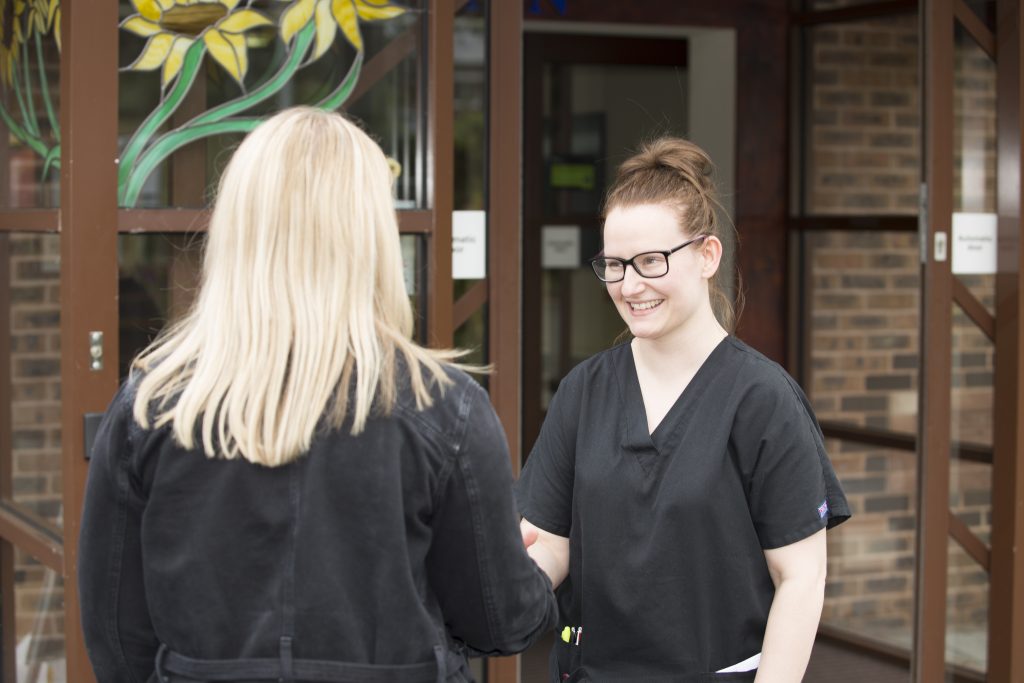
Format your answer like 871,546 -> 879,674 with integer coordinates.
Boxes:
589,235 -> 708,283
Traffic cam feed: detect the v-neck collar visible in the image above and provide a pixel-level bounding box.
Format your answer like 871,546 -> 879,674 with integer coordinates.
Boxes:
617,336 -> 732,459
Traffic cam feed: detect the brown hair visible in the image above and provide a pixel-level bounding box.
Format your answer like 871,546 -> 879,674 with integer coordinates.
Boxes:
602,137 -> 741,332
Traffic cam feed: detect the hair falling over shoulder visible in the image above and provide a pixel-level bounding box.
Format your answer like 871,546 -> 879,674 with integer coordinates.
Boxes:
130,107 -> 462,467
603,137 -> 743,332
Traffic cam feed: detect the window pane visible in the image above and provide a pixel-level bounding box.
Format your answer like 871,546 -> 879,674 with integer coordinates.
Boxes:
946,538 -> 988,678
454,1 -> 486,212
2,556 -> 67,682
118,233 -> 204,377
821,443 -> 916,654
805,230 -> 920,435
3,233 -> 62,531
0,3 -> 61,209
117,0 -> 424,209
804,15 -> 919,215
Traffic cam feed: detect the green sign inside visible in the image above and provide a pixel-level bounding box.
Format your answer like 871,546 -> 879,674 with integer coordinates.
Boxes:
550,163 -> 596,190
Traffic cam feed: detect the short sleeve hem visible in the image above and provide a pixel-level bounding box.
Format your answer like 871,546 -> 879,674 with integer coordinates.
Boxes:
517,504 -> 571,538
758,517 -> 827,550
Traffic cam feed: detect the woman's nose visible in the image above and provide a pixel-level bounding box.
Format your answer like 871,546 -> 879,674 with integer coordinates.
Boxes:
619,266 -> 646,295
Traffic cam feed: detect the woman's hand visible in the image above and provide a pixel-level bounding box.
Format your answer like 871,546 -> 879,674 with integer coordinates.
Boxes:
520,518 -> 570,588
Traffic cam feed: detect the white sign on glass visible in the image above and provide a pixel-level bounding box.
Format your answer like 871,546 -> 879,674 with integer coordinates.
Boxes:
401,235 -> 417,296
452,210 -> 487,280
542,225 -> 581,269
952,212 -> 997,275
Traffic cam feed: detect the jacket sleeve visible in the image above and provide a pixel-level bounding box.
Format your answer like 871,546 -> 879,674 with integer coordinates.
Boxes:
426,381 -> 558,656
78,385 -> 159,683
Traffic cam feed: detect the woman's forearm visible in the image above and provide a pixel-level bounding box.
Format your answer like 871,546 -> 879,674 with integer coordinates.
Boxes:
754,574 -> 825,682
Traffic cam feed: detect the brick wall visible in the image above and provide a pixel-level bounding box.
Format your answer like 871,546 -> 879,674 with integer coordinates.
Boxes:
8,231 -> 66,674
806,15 -> 994,669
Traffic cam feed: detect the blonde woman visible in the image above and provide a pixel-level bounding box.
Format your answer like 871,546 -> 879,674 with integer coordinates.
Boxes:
78,108 -> 557,683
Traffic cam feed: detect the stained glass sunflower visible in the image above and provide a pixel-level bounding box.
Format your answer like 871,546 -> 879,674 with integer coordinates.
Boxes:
280,0 -> 405,62
0,0 -> 27,86
122,0 -> 272,88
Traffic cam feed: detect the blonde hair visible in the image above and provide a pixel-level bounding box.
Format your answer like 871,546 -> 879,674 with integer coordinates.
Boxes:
603,137 -> 742,331
132,107 -> 458,467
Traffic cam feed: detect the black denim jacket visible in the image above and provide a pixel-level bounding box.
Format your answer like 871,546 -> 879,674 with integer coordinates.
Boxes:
78,368 -> 557,683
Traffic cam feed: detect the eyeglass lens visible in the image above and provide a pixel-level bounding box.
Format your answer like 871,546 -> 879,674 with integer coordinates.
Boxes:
593,253 -> 668,281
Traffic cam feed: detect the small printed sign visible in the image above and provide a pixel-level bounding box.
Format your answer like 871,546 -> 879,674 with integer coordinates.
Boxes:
542,225 -> 581,269
952,212 -> 997,275
453,210 -> 487,280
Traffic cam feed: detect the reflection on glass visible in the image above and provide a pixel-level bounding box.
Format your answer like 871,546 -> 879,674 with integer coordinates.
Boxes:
951,303 -> 993,450
118,234 -> 204,378
0,2 -> 61,209
806,231 -> 919,434
540,266 -> 620,411
804,16 -> 919,215
954,23 -> 996,215
537,56 -> 687,411
454,2 -> 486,211
963,0 -> 997,34
945,539 -> 988,677
820,443 -> 916,652
454,300 -> 487,384
11,561 -> 67,682
542,62 -> 686,216
5,233 -> 62,530
400,234 -> 425,344
117,0 -> 423,208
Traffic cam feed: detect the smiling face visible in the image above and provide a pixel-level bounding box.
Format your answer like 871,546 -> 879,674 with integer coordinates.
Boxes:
602,203 -> 721,344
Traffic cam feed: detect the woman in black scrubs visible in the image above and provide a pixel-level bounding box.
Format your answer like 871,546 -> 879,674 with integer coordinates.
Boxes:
517,138 -> 850,682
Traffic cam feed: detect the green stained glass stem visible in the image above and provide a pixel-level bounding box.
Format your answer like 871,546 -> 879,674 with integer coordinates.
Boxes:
20,38 -> 40,138
121,118 -> 263,207
10,51 -> 38,139
35,32 -> 59,144
118,39 -> 207,202
41,144 -> 60,178
314,49 -> 362,110
0,101 -> 47,157
186,23 -> 316,127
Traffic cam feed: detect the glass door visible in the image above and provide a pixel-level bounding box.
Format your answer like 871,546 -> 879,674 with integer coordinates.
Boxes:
917,0 -> 1023,680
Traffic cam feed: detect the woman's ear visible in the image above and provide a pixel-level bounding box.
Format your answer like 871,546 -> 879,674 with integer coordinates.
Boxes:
700,235 -> 724,280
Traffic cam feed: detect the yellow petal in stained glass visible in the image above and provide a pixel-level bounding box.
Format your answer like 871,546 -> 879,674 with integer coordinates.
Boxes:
129,33 -> 176,71
331,0 -> 362,52
312,0 -> 337,60
121,16 -> 163,37
161,36 -> 195,87
132,0 -> 169,22
353,0 -> 404,21
281,0 -> 316,44
220,0 -> 242,10
218,9 -> 272,33
204,29 -> 248,84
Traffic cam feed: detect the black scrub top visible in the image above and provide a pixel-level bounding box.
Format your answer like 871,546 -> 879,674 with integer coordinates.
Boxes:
516,336 -> 850,682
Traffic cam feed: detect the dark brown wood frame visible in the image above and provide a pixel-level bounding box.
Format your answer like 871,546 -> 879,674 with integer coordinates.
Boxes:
990,0 -> 1024,678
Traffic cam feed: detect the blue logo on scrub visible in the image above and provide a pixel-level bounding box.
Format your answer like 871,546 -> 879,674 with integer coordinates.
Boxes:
817,499 -> 829,519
